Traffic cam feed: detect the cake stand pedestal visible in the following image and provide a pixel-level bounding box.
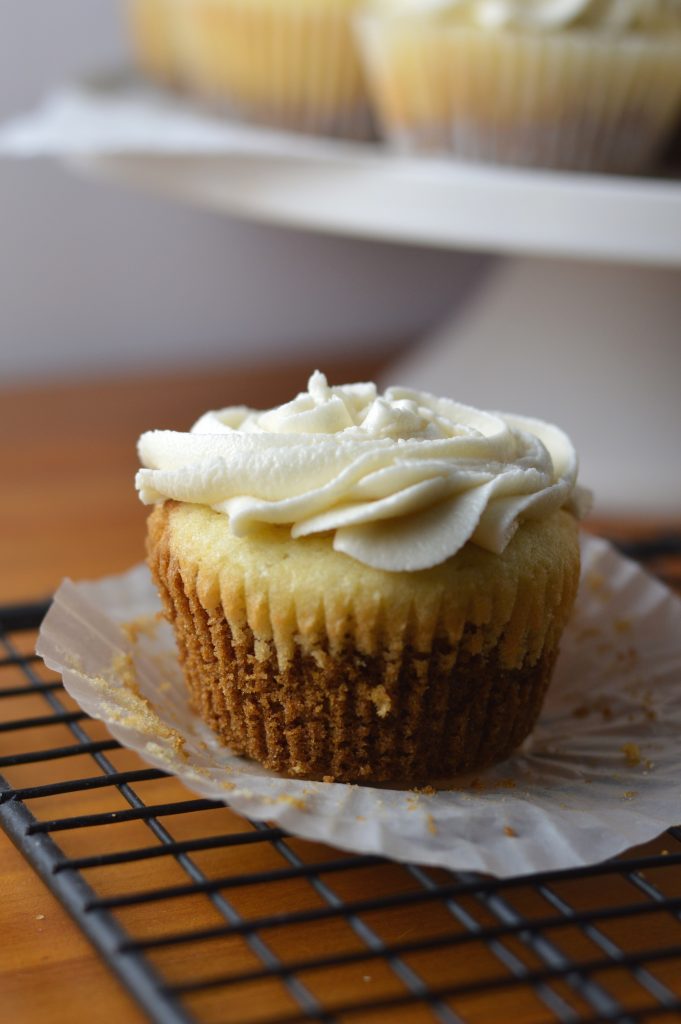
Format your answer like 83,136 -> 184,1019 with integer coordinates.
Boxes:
48,107 -> 674,515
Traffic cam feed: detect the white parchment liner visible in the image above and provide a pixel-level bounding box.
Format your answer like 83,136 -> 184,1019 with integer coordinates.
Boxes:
37,533 -> 681,878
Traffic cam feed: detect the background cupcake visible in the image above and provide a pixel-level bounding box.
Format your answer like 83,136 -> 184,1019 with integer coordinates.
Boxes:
127,0 -> 184,86
358,0 -> 681,172
131,0 -> 376,139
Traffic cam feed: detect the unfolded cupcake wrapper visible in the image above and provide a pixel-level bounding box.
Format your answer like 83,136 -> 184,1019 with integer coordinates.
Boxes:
357,18 -> 681,172
166,0 -> 376,140
35,535 -> 681,877
147,512 -> 578,783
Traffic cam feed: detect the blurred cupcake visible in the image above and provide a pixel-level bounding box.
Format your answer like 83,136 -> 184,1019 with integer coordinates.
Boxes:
174,0 -> 375,139
358,0 -> 681,172
127,0 -> 184,87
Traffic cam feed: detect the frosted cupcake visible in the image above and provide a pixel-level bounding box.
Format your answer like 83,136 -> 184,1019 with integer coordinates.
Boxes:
169,0 -> 375,139
358,0 -> 681,172
136,372 -> 589,782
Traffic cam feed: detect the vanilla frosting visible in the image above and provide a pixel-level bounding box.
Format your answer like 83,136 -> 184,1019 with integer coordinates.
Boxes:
372,0 -> 681,31
136,371 -> 590,572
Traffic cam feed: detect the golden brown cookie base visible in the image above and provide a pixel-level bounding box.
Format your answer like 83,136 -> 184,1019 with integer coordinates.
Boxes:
149,508 -> 563,782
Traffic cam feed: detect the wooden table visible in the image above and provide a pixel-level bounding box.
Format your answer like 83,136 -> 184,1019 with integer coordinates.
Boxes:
2,360 -> 680,1024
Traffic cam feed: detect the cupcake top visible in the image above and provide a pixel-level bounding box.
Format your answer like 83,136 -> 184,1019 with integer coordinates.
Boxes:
137,371 -> 590,572
369,0 -> 681,31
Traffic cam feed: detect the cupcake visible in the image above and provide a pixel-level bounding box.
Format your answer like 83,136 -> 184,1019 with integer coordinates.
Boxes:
167,0 -> 375,139
357,0 -> 681,172
127,0 -> 184,87
136,372 -> 589,782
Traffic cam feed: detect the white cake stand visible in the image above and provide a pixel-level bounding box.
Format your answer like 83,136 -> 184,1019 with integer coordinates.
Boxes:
77,145 -> 681,516
5,80 -> 678,513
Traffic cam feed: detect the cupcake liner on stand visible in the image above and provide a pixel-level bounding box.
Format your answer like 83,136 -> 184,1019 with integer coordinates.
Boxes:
126,0 -> 186,88
170,0 -> 376,139
357,18 -> 681,172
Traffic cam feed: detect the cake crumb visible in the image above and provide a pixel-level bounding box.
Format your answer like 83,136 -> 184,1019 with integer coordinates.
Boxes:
369,684 -> 392,718
413,784 -> 437,796
322,775 -> 336,784
614,618 -> 632,635
121,613 -> 162,645
623,791 -> 638,800
35,914 -> 45,921
425,814 -> 437,835
660,849 -> 669,856
278,794 -> 308,812
363,976 -> 372,983
495,778 -> 517,790
111,652 -> 141,696
356,815 -> 366,822
616,646 -> 639,669
586,571 -> 610,598
622,743 -> 641,766
503,826 -> 518,838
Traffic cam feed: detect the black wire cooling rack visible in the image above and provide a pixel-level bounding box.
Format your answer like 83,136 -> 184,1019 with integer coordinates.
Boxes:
1,536 -> 681,1024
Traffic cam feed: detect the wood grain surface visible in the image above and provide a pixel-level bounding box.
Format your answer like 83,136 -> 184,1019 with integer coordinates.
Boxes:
2,359 -> 680,1024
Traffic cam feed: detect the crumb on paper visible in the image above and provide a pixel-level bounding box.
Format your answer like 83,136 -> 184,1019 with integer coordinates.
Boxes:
503,826 -> 518,838
623,791 -> 638,800
256,794 -> 307,811
495,778 -> 517,790
121,612 -> 163,645
146,734 -> 188,764
575,625 -> 602,641
322,775 -> 335,784
369,684 -> 391,718
622,743 -> 641,766
585,571 -> 610,598
616,646 -> 639,669
111,652 -> 141,697
356,815 -> 366,822
426,814 -> 437,836
94,663 -> 188,756
414,784 -> 437,796
222,781 -> 236,792
571,698 -> 613,722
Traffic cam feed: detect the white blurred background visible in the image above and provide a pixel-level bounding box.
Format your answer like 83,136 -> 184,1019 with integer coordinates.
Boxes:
0,0 -> 490,384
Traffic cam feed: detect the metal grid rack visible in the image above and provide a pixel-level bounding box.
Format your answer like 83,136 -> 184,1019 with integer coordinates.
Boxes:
1,537 -> 681,1024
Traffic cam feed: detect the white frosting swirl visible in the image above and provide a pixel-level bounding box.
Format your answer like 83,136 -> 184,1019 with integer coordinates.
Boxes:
136,371 -> 590,572
374,0 -> 681,31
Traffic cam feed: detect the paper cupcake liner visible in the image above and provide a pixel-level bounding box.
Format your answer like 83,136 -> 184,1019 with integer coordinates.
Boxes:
156,550 -> 562,782
172,0 -> 375,140
145,501 -> 579,781
357,19 -> 681,172
36,533 -> 681,877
